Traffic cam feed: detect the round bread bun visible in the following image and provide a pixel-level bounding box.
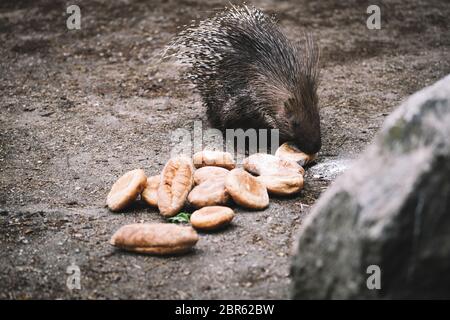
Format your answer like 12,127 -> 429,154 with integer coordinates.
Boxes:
193,150 -> 236,170
141,175 -> 160,207
110,223 -> 199,255
225,168 -> 269,210
157,156 -> 194,217
190,206 -> 235,231
275,142 -> 317,166
243,153 -> 305,176
107,169 -> 147,212
188,179 -> 229,208
193,166 -> 229,185
257,174 -> 304,196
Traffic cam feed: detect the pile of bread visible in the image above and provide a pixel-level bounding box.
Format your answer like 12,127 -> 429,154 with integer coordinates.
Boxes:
107,142 -> 315,255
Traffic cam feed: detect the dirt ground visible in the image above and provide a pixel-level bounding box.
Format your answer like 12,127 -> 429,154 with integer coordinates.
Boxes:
0,0 -> 449,299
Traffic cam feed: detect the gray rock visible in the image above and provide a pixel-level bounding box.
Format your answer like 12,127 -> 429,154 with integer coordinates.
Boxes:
291,75 -> 450,299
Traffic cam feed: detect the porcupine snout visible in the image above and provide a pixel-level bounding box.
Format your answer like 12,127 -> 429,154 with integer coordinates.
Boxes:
284,92 -> 322,155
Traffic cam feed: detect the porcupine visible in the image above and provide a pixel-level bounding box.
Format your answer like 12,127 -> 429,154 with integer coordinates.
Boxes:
168,4 -> 321,154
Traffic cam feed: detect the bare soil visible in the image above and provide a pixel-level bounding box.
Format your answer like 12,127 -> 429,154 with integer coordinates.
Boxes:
1,0 -> 449,299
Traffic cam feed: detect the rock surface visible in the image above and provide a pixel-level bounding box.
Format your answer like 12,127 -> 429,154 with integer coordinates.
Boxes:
291,75 -> 450,299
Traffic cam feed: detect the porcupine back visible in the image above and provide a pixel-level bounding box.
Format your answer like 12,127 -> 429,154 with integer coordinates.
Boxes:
168,5 -> 321,154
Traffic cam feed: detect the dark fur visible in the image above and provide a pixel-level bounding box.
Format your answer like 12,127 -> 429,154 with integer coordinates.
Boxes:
168,5 -> 321,154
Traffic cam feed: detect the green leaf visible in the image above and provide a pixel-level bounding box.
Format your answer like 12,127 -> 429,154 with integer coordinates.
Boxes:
167,212 -> 191,224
